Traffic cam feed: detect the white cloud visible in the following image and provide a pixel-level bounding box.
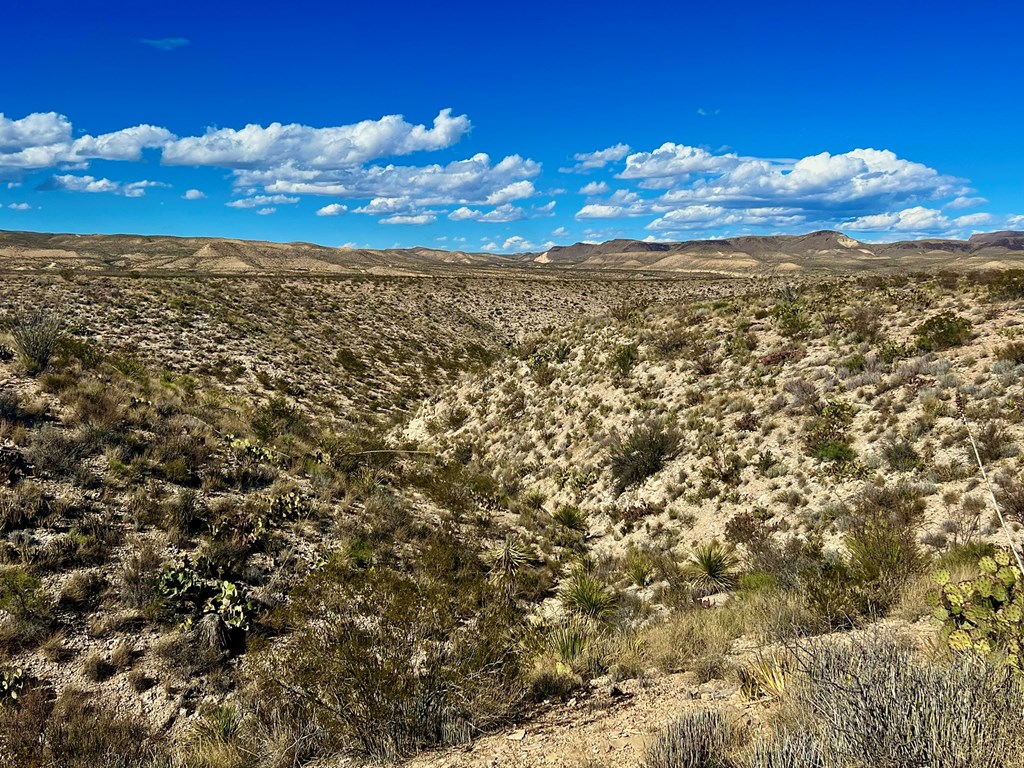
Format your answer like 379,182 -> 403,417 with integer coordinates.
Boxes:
620,143 -> 739,182
485,180 -> 535,204
448,206 -> 480,221
696,108 -> 720,117
551,226 -> 569,237
561,143 -> 630,173
40,174 -> 167,197
256,207 -> 276,215
1008,215 -> 1024,229
379,213 -> 436,225
182,188 -> 206,200
226,194 -> 299,209
316,203 -> 347,217
647,205 -> 805,231
7,202 -> 30,210
952,212 -> 993,228
0,113 -> 173,172
162,108 -> 469,169
843,206 -> 991,235
447,203 -> 526,223
579,181 -> 609,195
491,235 -> 554,252
946,195 -> 987,210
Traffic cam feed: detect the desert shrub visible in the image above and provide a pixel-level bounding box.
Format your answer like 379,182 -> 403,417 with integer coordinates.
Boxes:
608,420 -> 680,493
27,426 -> 86,477
771,300 -> 811,338
0,567 -> 49,623
881,435 -> 921,471
769,636 -> 1024,768
611,343 -> 639,377
0,483 -> 48,532
914,311 -> 973,351
973,419 -> 1015,464
255,540 -> 527,762
802,399 -> 855,465
997,341 -> 1024,365
643,709 -> 734,768
6,308 -> 66,375
42,690 -> 167,767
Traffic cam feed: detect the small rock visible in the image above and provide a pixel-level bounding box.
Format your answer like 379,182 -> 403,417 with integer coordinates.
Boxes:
507,729 -> 527,741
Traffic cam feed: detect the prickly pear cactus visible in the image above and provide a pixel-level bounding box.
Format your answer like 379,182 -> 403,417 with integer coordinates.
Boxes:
0,667 -> 24,705
935,549 -> 1024,671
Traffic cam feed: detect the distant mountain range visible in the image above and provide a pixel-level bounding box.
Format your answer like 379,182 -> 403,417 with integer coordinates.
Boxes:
1,228 -> 1022,276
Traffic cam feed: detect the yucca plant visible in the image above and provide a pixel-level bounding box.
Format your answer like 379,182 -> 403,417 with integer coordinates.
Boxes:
552,504 -> 588,533
558,569 -> 616,621
624,548 -> 656,587
683,541 -> 740,595
484,535 -> 535,599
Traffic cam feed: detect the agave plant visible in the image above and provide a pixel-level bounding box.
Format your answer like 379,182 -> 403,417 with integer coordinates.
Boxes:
683,541 -> 740,595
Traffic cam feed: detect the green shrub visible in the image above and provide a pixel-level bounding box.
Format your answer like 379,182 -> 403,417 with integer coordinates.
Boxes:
914,311 -> 973,351
609,420 -> 680,493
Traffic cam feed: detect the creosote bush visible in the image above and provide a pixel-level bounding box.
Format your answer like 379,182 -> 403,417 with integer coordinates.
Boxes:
609,420 -> 681,493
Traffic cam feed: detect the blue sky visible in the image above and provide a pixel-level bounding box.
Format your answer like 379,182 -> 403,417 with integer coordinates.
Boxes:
1,0 -> 1022,252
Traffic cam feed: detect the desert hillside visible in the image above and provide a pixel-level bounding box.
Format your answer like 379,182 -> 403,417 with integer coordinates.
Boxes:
3,227 -> 1024,277
1,265 -> 1023,767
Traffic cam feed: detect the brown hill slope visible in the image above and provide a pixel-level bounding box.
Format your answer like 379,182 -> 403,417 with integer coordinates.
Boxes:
2,228 -> 1023,276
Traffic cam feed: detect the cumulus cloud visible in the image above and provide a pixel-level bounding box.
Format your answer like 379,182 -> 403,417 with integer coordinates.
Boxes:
579,181 -> 609,195
255,207 -> 276,215
447,203 -> 526,223
844,206 -> 992,235
485,180 -> 535,204
621,143 -> 738,182
316,203 -> 347,217
7,202 -> 30,210
182,188 -> 206,200
1008,215 -> 1024,229
379,213 -> 436,225
561,143 -> 630,173
39,174 -> 168,197
226,194 -> 299,209
162,109 -> 469,169
140,37 -> 189,50
946,195 -> 987,210
0,113 -> 173,172
647,205 -> 805,231
485,235 -> 553,253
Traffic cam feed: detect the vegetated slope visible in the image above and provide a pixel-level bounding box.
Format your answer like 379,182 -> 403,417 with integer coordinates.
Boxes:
2,267 -> 1024,768
0,274 -> 701,421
